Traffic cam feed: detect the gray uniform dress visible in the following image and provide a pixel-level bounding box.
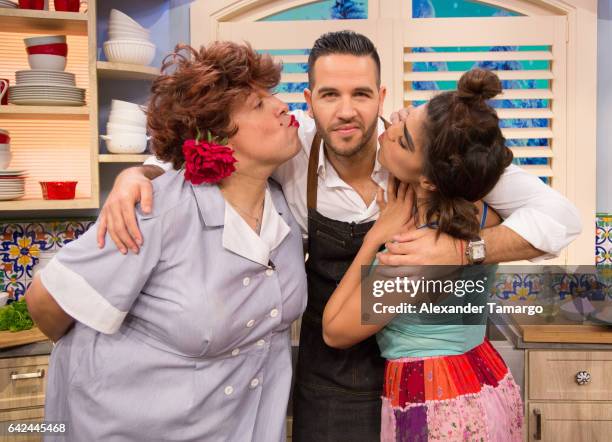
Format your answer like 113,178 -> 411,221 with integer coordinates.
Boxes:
39,169 -> 307,442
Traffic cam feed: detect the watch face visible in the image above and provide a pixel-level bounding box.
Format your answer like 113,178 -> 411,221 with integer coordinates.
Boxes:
472,243 -> 486,261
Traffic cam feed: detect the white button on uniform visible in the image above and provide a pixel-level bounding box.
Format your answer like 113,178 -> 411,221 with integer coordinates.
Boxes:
246,319 -> 255,328
265,268 -> 274,276
243,277 -> 250,286
270,309 -> 279,318
224,386 -> 234,395
256,339 -> 265,347
231,348 -> 240,356
250,378 -> 260,388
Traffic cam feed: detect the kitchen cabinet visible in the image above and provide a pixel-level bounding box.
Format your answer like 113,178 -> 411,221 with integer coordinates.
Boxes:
526,350 -> 612,441
0,354 -> 49,442
497,315 -> 612,442
0,3 -> 99,211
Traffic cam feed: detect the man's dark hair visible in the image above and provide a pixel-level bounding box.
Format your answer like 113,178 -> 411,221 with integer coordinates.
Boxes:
307,30 -> 381,88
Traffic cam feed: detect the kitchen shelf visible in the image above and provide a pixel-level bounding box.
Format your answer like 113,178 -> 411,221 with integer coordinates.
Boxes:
96,61 -> 159,81
0,7 -> 88,34
0,105 -> 89,118
0,197 -> 97,211
99,154 -> 149,163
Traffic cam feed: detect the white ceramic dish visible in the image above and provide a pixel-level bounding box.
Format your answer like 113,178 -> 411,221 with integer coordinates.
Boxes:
108,32 -> 151,42
110,108 -> 146,122
107,122 -> 147,134
110,9 -> 146,30
108,116 -> 146,127
11,90 -> 84,97
111,99 -> 144,111
9,97 -> 85,106
24,35 -> 66,47
101,132 -> 149,153
103,40 -> 155,66
0,152 -> 12,169
28,54 -> 67,71
108,25 -> 150,37
16,70 -> 75,86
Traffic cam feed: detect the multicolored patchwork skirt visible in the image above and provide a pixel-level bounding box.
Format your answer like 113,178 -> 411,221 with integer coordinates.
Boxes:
381,339 -> 523,441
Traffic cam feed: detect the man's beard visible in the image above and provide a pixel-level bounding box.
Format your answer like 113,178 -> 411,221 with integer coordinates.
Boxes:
313,116 -> 379,158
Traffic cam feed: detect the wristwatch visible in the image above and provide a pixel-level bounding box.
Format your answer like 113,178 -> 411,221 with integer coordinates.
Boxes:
466,238 -> 486,265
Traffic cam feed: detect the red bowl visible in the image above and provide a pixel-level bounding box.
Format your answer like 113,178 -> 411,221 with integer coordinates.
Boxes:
0,134 -> 9,144
39,181 -> 77,200
26,43 -> 68,56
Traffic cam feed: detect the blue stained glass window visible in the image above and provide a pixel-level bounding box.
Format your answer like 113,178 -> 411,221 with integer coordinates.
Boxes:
413,0 -> 519,18
260,0 -> 367,21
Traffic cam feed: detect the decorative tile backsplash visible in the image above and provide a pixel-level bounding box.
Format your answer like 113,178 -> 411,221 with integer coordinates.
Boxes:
596,213 -> 612,265
1,216 -> 611,302
0,219 -> 95,301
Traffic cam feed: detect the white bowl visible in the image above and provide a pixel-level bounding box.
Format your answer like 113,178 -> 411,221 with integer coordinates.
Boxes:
110,9 -> 146,30
107,122 -> 147,134
101,133 -> 149,154
0,151 -> 12,169
108,32 -> 151,42
111,99 -> 144,111
103,40 -> 155,66
0,144 -> 9,151
108,24 -> 150,35
28,54 -> 66,71
108,23 -> 149,37
110,107 -> 146,121
108,115 -> 146,127
24,35 -> 66,47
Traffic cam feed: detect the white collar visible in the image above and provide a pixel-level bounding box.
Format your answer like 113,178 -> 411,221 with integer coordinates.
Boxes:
222,186 -> 291,266
317,118 -> 387,188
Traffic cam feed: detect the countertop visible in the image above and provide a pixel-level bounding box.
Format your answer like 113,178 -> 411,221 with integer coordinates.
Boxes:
0,340 -> 52,359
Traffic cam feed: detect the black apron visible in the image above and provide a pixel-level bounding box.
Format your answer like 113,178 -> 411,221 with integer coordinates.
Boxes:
293,121 -> 389,442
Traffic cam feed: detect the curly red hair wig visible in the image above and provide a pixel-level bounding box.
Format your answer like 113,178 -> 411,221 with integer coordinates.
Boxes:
147,42 -> 281,168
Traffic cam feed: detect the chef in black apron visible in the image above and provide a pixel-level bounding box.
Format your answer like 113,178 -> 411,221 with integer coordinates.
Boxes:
293,119 -> 390,442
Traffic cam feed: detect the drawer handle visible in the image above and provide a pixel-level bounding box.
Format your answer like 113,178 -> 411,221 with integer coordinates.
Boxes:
10,369 -> 45,380
575,370 -> 591,385
533,408 -> 542,440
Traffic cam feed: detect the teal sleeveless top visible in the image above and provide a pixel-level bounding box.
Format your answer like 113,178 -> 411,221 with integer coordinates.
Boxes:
375,204 -> 495,359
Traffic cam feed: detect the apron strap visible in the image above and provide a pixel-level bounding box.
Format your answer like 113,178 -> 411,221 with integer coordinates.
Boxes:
307,132 -> 321,211
306,116 -> 392,211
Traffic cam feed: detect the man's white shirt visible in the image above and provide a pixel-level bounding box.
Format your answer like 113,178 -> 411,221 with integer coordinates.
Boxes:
145,109 -> 582,259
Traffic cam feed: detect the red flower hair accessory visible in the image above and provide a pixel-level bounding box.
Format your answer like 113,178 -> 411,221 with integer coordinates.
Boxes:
182,130 -> 237,185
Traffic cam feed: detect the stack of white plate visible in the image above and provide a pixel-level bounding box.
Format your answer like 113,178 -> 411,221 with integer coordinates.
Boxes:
0,0 -> 17,8
0,170 -> 26,201
9,69 -> 85,106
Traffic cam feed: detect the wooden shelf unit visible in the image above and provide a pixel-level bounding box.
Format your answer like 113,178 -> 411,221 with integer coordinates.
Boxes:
96,61 -> 159,81
0,0 -> 99,212
0,105 -> 89,118
0,8 -> 88,34
99,154 -> 149,163
0,197 -> 97,211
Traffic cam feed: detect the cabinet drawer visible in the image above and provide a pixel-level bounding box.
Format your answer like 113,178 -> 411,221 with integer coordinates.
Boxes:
528,402 -> 612,442
0,407 -> 44,442
529,351 -> 612,401
0,356 -> 48,411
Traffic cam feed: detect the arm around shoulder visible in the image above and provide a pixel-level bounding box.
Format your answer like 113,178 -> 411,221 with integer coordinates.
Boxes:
484,164 -> 582,259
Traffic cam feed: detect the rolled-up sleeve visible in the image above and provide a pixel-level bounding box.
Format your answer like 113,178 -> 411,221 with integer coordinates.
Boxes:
39,212 -> 162,334
484,164 -> 582,260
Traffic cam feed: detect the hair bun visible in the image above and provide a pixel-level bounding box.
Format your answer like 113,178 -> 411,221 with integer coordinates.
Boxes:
456,68 -> 502,101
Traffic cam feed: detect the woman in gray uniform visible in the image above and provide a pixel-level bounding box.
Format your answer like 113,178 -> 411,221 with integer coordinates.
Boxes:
25,41 -> 307,442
